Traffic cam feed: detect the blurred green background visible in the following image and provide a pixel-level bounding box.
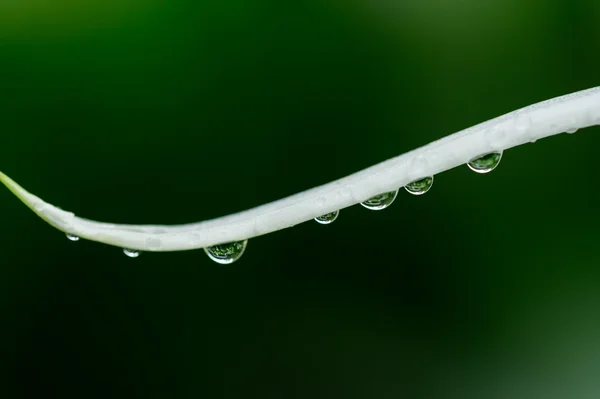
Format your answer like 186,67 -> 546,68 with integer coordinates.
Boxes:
1,0 -> 600,397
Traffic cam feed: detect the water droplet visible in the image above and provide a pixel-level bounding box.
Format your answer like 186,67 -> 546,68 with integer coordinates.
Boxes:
467,152 -> 503,174
123,248 -> 140,258
562,118 -> 578,134
404,176 -> 434,196
66,233 -> 80,242
360,190 -> 398,211
204,240 -> 248,264
314,210 -> 339,225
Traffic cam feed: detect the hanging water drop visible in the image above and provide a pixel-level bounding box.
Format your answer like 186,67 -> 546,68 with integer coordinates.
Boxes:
405,176 -> 434,196
66,233 -> 80,242
205,240 -> 248,264
467,152 -> 503,174
562,118 -> 578,134
315,210 -> 339,225
360,189 -> 398,211
123,248 -> 140,258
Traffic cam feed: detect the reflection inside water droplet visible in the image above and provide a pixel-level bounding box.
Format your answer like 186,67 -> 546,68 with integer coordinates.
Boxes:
314,210 -> 339,225
405,176 -> 434,196
66,233 -> 80,242
205,240 -> 248,264
360,190 -> 398,211
467,151 -> 503,174
123,248 -> 140,258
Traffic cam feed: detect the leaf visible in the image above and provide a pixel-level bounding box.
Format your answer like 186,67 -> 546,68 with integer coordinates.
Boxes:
2,87 -> 600,252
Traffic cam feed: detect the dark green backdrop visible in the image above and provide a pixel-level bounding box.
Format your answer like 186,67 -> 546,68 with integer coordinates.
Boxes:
1,1 -> 600,398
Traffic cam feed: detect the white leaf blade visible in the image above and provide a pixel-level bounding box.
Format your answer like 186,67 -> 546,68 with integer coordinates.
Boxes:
2,87 -> 599,252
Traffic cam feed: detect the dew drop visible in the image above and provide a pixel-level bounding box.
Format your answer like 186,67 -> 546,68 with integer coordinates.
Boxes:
66,233 -> 80,242
467,152 -> 503,174
360,190 -> 398,211
562,118 -> 578,134
204,240 -> 248,265
123,248 -> 140,258
405,176 -> 434,196
314,210 -> 339,225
